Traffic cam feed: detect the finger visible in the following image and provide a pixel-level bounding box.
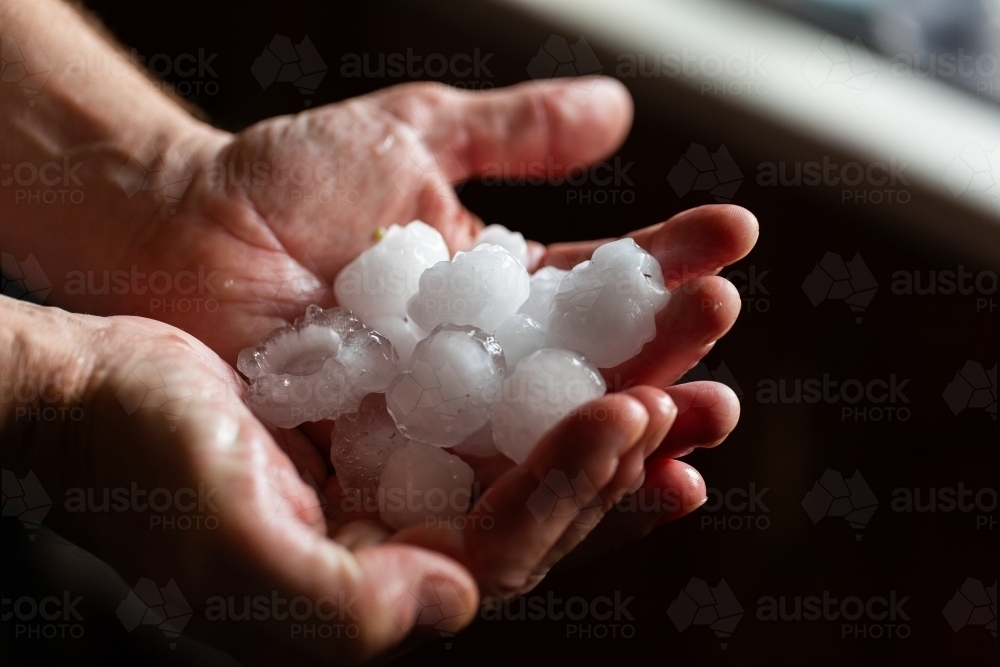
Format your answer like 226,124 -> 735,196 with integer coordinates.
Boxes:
372,77 -> 633,181
541,204 -> 758,288
603,276 -> 741,387
389,393 -> 648,598
656,381 -> 741,458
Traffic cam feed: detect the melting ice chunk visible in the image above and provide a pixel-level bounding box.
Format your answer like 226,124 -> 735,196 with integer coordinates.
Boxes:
491,348 -> 606,464
378,441 -> 475,529
330,393 -> 409,495
385,324 -> 505,447
473,224 -> 530,267
236,305 -> 397,428
334,220 -> 449,323
547,238 -> 669,368
406,244 -> 530,334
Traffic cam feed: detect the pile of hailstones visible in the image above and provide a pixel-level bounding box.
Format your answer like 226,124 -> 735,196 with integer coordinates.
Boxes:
237,221 -> 669,529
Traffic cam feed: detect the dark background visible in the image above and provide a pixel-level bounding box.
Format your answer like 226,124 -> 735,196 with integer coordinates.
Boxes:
3,1 -> 996,665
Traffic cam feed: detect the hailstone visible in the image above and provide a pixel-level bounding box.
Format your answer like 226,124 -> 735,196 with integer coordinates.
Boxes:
547,238 -> 669,368
330,393 -> 409,495
493,313 -> 547,369
334,220 -> 449,322
378,441 -> 475,529
236,305 -> 396,428
517,266 -> 568,329
491,349 -> 607,464
474,224 -> 530,267
385,324 -> 505,447
406,244 -> 530,334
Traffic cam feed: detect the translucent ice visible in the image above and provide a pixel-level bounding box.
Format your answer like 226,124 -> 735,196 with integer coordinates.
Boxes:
517,266 -> 568,329
493,313 -> 548,369
334,220 -> 449,323
491,349 -> 606,464
330,393 -> 409,495
385,324 -> 505,447
237,305 -> 397,428
378,441 -> 475,529
474,224 -> 530,267
406,244 -> 530,334
547,239 -> 669,368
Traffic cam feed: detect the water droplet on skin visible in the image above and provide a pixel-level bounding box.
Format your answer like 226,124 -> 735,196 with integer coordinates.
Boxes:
375,133 -> 395,155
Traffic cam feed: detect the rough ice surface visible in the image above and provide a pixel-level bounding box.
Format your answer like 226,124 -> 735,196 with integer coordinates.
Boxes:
474,224 -> 530,268
547,238 -> 669,368
493,313 -> 548,369
334,220 -> 449,323
378,441 -> 475,529
491,349 -> 606,464
518,266 -> 568,329
385,324 -> 505,447
237,305 -> 397,428
406,244 -> 530,334
449,423 -> 499,459
330,393 -> 409,495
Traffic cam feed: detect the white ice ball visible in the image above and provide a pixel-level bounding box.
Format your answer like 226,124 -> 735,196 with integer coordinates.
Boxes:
474,224 -> 530,267
547,238 -> 669,368
491,348 -> 606,464
517,266 -> 568,329
385,324 -> 505,447
378,441 -> 475,529
334,220 -> 449,323
407,244 -> 530,334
